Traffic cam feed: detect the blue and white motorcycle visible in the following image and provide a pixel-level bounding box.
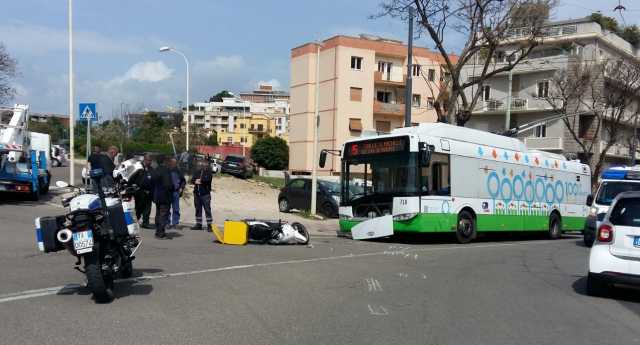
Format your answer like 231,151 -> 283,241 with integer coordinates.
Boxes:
35,159 -> 143,303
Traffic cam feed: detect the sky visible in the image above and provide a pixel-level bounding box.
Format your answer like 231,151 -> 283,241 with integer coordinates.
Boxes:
1,0 -> 638,119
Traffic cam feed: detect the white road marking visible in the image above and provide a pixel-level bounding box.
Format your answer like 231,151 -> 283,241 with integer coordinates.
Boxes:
368,304 -> 389,316
365,278 -> 383,292
0,240 -> 562,304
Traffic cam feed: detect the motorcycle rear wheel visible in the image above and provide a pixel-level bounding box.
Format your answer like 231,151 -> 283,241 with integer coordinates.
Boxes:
291,222 -> 310,245
84,254 -> 114,303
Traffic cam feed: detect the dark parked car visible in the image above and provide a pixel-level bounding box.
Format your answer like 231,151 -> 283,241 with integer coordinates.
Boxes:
221,154 -> 254,178
278,178 -> 340,218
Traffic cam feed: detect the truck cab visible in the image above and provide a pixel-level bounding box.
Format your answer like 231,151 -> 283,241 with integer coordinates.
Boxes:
584,167 -> 640,246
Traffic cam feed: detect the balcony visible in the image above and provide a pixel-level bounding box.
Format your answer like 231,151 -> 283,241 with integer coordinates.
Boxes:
249,126 -> 267,133
373,101 -> 405,117
374,71 -> 406,87
524,137 -> 564,151
600,141 -> 638,159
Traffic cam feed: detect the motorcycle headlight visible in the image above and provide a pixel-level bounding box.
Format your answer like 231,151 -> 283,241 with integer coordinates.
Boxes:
393,213 -> 417,221
589,206 -> 598,217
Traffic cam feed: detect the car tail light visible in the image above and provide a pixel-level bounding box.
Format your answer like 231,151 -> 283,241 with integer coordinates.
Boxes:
597,224 -> 614,242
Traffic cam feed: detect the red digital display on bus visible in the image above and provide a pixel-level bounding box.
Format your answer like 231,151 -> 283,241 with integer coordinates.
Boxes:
345,136 -> 409,157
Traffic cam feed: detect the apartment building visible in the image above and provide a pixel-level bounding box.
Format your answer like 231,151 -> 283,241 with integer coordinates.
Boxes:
189,95 -> 283,149
462,17 -> 640,165
289,34 -> 455,174
240,84 -> 290,140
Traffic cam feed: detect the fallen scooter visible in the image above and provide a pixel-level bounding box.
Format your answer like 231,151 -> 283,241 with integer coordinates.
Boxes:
246,220 -> 310,245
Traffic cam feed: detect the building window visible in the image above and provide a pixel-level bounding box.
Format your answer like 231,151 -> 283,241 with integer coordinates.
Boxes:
427,69 -> 435,81
240,123 -> 245,129
350,87 -> 362,102
537,80 -> 549,98
250,124 -> 255,130
412,65 -> 421,77
227,137 -> 232,143
427,97 -> 435,109
349,118 -> 363,133
376,121 -> 391,133
495,51 -> 506,63
441,72 -> 451,82
534,124 -> 546,138
257,124 -> 264,131
482,85 -> 491,101
376,91 -> 391,103
351,56 -> 363,70
412,94 -> 421,107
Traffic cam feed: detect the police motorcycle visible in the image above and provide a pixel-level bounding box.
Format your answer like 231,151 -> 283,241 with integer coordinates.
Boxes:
35,159 -> 144,303
246,220 -> 310,245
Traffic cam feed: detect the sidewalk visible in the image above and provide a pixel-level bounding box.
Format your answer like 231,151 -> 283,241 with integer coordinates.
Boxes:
175,175 -> 338,236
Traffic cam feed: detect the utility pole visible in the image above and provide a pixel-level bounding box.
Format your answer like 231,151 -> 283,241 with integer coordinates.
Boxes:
68,0 -> 75,186
404,7 -> 414,127
505,68 -> 513,131
310,43 -> 321,217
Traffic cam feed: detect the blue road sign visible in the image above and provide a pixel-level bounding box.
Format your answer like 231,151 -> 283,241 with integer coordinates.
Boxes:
79,103 -> 97,121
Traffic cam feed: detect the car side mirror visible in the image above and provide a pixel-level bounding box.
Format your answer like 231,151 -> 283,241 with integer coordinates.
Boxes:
319,150 -> 327,168
586,194 -> 593,206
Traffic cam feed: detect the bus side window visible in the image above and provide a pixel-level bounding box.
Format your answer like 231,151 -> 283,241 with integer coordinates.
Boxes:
423,153 -> 450,196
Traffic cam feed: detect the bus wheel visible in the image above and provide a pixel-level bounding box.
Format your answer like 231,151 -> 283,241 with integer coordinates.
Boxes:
549,213 -> 562,239
456,210 -> 476,244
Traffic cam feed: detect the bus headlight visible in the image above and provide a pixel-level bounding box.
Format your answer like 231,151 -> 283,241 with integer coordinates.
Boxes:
393,213 -> 417,221
589,206 -> 598,217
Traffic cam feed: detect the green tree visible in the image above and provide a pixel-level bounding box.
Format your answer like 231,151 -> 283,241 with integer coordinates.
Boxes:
251,136 -> 288,170
208,90 -> 234,102
205,131 -> 218,146
132,111 -> 169,145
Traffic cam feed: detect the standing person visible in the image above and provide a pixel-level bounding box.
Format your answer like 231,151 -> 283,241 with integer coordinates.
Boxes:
167,157 -> 186,229
190,160 -> 213,230
134,154 -> 154,229
152,157 -> 173,239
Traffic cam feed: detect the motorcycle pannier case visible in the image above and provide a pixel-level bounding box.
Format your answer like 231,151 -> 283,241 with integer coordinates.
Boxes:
35,216 -> 65,253
107,203 -> 129,237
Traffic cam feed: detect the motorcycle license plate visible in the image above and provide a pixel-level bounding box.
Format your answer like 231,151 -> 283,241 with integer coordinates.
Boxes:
73,230 -> 94,254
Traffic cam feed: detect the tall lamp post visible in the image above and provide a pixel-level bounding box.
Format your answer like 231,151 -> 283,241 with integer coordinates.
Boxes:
159,46 -> 190,151
310,42 -> 323,217
68,0 -> 75,185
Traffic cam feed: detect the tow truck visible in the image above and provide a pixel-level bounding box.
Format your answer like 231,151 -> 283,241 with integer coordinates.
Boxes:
0,104 -> 51,200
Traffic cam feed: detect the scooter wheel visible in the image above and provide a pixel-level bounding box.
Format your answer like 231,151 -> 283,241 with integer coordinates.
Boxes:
291,222 -> 310,245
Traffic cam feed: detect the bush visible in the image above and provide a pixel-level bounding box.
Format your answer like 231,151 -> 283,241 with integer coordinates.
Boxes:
250,136 -> 289,170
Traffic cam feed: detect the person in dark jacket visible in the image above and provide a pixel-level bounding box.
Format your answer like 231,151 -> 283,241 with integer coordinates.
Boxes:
167,158 -> 186,229
152,158 -> 174,239
190,160 -> 214,230
134,154 -> 154,229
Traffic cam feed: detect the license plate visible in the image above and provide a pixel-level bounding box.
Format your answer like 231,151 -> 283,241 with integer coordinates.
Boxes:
634,236 -> 640,248
73,230 -> 94,254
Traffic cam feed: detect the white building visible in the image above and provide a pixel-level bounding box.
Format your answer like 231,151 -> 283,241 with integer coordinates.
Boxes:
462,16 -> 640,164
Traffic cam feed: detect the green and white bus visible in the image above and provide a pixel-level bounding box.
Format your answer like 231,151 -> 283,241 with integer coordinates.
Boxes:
327,123 -> 591,243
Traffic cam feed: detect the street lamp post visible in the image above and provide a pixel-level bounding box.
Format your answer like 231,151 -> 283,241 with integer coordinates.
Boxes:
310,42 -> 322,217
160,46 -> 190,152
68,0 -> 75,186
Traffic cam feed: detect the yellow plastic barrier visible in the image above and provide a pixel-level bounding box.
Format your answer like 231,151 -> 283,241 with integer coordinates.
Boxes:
210,221 -> 248,245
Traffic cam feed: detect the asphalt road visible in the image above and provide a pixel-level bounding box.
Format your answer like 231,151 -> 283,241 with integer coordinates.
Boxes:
1,180 -> 640,345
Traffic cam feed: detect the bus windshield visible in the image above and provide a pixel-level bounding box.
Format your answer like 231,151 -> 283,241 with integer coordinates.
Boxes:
342,153 -> 419,203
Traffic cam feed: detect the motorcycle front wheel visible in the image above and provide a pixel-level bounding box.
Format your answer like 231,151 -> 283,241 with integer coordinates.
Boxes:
291,222 -> 310,245
84,253 -> 114,303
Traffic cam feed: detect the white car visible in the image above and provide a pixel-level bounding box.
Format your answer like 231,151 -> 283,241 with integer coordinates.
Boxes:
587,191 -> 640,296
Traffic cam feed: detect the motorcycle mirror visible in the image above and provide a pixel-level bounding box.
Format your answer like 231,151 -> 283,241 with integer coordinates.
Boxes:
55,181 -> 69,188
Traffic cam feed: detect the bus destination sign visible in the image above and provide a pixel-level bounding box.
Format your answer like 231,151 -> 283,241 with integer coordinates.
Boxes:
346,136 -> 409,157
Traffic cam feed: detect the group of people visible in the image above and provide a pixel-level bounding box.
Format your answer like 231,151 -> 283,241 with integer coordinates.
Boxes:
85,146 -> 214,239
